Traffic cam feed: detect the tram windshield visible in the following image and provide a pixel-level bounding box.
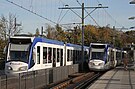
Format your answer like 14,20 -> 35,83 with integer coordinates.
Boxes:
7,43 -> 31,63
91,52 -> 104,60
10,51 -> 29,63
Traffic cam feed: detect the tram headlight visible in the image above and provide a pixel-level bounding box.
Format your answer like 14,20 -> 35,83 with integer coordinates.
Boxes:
18,66 -> 27,71
98,63 -> 104,66
7,66 -> 12,70
89,62 -> 94,66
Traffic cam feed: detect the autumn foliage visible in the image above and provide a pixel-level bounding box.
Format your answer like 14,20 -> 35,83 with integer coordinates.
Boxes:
44,24 -> 135,48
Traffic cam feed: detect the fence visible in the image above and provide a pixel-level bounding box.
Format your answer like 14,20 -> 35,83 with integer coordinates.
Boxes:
0,64 -> 78,89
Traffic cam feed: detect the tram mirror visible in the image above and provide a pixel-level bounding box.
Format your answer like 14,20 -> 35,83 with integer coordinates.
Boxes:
3,46 -> 7,54
32,47 -> 36,63
33,47 -> 36,49
107,51 -> 110,55
33,47 -> 36,52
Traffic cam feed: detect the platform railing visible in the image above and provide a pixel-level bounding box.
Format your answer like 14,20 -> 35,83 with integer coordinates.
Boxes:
0,64 -> 78,89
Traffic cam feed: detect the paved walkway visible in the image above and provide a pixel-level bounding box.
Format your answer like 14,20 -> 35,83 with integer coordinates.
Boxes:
88,66 -> 135,89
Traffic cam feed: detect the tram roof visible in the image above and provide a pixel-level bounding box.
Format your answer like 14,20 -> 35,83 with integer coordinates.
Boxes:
33,37 -> 64,46
66,43 -> 89,49
90,43 -> 112,47
66,43 -> 82,48
10,36 -> 64,46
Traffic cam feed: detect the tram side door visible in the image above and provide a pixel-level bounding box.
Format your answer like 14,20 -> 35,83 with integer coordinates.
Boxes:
36,46 -> 42,69
110,50 -> 115,67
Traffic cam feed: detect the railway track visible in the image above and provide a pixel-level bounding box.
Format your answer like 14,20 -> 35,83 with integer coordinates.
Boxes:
45,72 -> 104,89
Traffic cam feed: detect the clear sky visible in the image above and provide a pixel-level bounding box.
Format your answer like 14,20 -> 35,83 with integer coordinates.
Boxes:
0,0 -> 135,34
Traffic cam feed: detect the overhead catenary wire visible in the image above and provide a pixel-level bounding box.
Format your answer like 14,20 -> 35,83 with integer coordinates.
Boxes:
6,0 -> 58,25
57,0 -> 70,24
103,9 -> 123,27
70,8 -> 82,19
96,0 -> 124,27
57,10 -> 70,24
57,8 -> 63,23
76,0 -> 82,6
6,0 -> 74,31
76,0 -> 123,27
57,1 -> 83,28
29,0 -> 33,11
84,8 -> 100,27
75,0 -> 100,26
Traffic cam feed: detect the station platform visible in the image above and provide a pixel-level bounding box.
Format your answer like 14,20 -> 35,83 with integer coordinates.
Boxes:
88,66 -> 135,89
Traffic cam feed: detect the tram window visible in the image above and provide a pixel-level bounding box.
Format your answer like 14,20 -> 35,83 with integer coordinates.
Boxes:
53,48 -> 56,63
77,51 -> 79,61
60,49 -> 63,60
67,49 -> 70,61
37,46 -> 40,64
57,48 -> 60,62
48,47 -> 52,63
32,48 -> 36,63
60,49 -> 63,66
73,50 -> 76,63
43,47 -> 47,64
84,51 -> 88,59
111,51 -> 114,61
71,50 -> 73,61
69,50 -> 72,61
76,50 -> 78,61
78,51 -> 82,61
75,50 -> 77,61
116,52 -> 121,60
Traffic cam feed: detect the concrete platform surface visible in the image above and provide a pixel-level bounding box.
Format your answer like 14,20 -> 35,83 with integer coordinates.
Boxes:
88,67 -> 135,89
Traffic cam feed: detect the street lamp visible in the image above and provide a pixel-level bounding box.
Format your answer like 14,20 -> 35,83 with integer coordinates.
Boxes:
128,16 -> 135,29
128,16 -> 135,20
130,0 -> 135,4
128,1 -> 135,69
131,43 -> 135,70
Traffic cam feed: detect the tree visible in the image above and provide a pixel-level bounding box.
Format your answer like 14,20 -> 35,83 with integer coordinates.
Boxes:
0,13 -> 22,60
84,25 -> 99,45
0,13 -> 22,40
73,26 -> 81,44
55,24 -> 65,41
45,24 -> 56,39
0,15 -> 8,40
125,31 -> 135,43
34,28 -> 40,37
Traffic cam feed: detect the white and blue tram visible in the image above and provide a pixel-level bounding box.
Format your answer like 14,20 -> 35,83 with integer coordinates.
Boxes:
5,35 -> 89,75
88,43 -> 118,71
